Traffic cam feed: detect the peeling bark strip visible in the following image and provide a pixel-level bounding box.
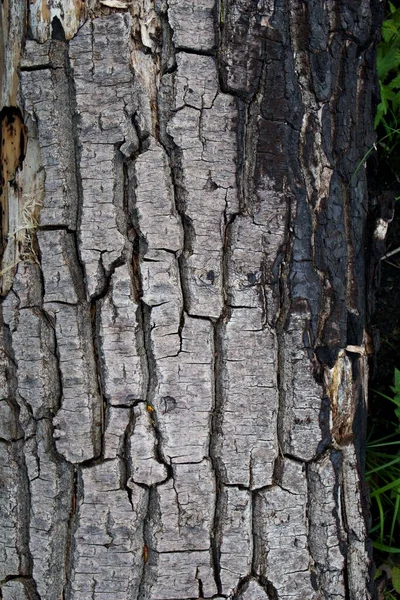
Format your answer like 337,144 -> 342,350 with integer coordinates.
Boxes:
0,1 -> 383,599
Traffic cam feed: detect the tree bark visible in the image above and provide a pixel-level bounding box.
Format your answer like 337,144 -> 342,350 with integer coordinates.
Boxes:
0,1 -> 384,599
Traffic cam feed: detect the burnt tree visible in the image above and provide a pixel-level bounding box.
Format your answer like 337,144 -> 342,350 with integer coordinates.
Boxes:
0,1 -> 385,599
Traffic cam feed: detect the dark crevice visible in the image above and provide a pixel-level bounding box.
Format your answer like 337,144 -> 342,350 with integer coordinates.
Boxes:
177,309 -> 184,354
121,406 -> 135,506
226,303 -> 262,310
20,64 -> 53,72
220,481 -> 259,492
75,456 -> 115,469
157,5 -> 177,76
281,451 -> 311,466
174,203 -> 195,313
12,445 -> 35,586
64,35 -> 81,237
0,323 -> 38,589
41,306 -> 63,420
89,254 -> 127,304
208,267 -> 228,594
197,571 -> 204,598
240,64 -> 268,215
175,46 -> 217,57
275,220 -> 295,456
88,299 -> 107,461
343,556 -> 351,600
316,395 -> 332,456
161,63 -> 178,75
149,247 -> 180,257
155,597 -> 225,600
51,16 -> 66,42
210,450 -> 223,594
231,577 -> 251,599
37,224 -> 71,231
265,580 -> 279,600
232,576 -> 270,600
41,299 -> 78,308
184,311 -> 216,323
250,491 -> 259,578
140,300 -> 170,470
147,400 -> 173,479
305,462 -> 319,594
109,401 -> 143,409
63,466 -> 79,600
137,487 -> 157,600
150,548 -> 213,556
0,576 -> 41,600
0,435 -> 23,444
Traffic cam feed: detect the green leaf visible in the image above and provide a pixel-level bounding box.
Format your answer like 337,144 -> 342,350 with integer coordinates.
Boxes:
388,73 -> 400,89
378,47 -> 400,80
382,20 -> 399,43
392,566 -> 400,593
388,5 -> 400,26
380,81 -> 390,110
394,368 -> 400,391
375,105 -> 385,129
373,541 -> 400,553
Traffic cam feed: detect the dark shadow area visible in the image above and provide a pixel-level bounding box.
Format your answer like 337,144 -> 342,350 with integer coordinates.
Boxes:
368,126 -> 400,598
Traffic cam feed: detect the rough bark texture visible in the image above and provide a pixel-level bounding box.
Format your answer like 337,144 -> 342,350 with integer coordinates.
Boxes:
0,1 -> 385,599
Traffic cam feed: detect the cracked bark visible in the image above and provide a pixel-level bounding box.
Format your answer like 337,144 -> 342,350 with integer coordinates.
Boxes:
0,1 -> 384,599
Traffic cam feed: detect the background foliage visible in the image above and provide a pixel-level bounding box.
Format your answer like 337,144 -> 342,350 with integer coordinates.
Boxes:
369,2 -> 400,597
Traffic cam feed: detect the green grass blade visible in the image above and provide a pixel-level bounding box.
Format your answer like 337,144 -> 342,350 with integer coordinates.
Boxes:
366,455 -> 400,475
390,493 -> 400,543
375,494 -> 385,543
370,477 -> 400,498
349,130 -> 400,186
367,440 -> 400,448
372,541 -> 400,553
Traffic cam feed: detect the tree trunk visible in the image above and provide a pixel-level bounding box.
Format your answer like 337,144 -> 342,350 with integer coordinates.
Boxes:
0,1 -> 384,599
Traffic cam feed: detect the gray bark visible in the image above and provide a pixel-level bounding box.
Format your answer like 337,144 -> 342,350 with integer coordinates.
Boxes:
0,1 -> 384,599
